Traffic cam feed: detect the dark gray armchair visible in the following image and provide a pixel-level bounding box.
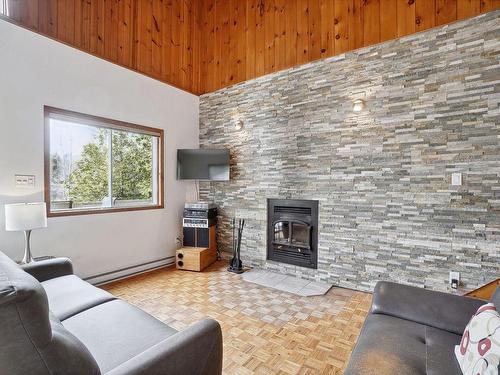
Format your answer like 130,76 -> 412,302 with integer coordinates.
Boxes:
0,251 -> 223,375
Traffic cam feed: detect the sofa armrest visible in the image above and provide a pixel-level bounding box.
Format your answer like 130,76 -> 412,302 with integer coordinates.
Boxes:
20,257 -> 74,282
371,281 -> 484,335
105,319 -> 223,375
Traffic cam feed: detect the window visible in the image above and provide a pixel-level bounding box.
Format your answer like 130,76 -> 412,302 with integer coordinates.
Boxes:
44,106 -> 163,216
0,0 -> 9,16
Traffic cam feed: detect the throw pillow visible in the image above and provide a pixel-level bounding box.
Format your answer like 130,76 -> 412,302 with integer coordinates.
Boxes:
455,303 -> 500,375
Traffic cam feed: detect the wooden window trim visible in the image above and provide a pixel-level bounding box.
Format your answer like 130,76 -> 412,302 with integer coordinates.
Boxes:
44,106 -> 164,218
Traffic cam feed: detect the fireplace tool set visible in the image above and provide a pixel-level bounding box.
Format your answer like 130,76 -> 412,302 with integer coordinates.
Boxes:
228,217 -> 245,274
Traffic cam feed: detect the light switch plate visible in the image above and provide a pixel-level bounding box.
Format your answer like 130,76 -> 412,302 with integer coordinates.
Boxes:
15,174 -> 36,188
451,172 -> 462,186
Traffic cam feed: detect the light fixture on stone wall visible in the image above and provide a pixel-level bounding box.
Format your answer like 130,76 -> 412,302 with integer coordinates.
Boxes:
353,99 -> 365,112
234,120 -> 244,131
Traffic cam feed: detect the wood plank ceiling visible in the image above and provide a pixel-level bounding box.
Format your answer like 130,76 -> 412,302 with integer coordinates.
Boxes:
1,0 -> 499,95
2,0 -> 200,94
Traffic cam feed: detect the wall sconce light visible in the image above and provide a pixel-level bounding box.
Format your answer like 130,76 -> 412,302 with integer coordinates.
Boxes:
234,120 -> 244,131
353,99 -> 365,112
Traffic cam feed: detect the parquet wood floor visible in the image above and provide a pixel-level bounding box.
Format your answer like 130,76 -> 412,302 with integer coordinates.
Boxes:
102,261 -> 372,375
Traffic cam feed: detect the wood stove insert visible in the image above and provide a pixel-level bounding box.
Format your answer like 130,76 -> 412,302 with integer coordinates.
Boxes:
267,199 -> 319,269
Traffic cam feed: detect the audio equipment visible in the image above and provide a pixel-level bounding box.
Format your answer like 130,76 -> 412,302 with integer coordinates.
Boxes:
178,203 -> 218,271
176,226 -> 217,271
182,218 -> 216,228
183,203 -> 217,229
183,207 -> 217,219
184,202 -> 217,210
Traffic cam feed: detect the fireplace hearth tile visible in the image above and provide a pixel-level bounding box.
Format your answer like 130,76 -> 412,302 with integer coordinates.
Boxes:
297,281 -> 333,297
257,272 -> 288,287
242,269 -> 332,296
240,269 -> 268,283
277,276 -> 308,294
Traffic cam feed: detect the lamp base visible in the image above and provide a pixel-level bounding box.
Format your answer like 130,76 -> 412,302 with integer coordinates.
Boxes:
20,230 -> 35,264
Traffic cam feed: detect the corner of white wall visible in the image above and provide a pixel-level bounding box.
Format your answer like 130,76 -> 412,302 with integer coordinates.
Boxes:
0,19 -> 200,280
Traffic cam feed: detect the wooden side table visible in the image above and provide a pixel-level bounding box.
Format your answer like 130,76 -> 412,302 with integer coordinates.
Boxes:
465,278 -> 500,300
176,226 -> 217,272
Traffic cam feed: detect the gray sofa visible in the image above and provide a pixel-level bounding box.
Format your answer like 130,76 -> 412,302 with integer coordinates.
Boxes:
345,281 -> 500,375
0,251 -> 223,375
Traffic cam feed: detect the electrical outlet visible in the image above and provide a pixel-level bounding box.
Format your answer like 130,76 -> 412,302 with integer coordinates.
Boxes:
449,271 -> 460,289
451,172 -> 462,186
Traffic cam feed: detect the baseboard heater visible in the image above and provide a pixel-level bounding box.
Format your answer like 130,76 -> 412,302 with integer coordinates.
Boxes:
84,256 -> 175,286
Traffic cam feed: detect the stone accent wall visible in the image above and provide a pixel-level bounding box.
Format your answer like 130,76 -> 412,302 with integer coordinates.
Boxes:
199,12 -> 500,293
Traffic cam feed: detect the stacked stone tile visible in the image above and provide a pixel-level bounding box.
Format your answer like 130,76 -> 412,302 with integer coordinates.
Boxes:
199,11 -> 500,293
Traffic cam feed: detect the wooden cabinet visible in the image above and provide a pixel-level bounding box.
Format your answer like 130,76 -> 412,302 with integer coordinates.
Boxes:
176,226 -> 217,272
175,247 -> 217,272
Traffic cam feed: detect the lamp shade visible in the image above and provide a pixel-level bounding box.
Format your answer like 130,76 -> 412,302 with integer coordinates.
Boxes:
5,203 -> 47,231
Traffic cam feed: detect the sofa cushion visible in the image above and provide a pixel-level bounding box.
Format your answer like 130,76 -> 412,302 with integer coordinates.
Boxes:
344,314 -> 427,375
371,282 -> 484,335
0,252 -> 100,375
345,313 -> 464,375
62,299 -> 177,373
42,274 -> 115,320
0,252 -> 51,347
425,326 -> 461,375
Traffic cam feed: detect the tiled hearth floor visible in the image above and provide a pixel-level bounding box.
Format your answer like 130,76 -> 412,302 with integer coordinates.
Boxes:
102,261 -> 372,374
243,269 -> 333,296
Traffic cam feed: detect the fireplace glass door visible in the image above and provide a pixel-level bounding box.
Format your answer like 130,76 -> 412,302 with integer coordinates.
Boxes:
273,220 -> 311,249
274,221 -> 290,244
291,222 -> 310,248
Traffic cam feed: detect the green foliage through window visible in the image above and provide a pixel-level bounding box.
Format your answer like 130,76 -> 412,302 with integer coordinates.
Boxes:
47,111 -> 160,213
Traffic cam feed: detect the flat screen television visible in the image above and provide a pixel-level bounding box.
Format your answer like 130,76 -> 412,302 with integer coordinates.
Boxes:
177,149 -> 230,181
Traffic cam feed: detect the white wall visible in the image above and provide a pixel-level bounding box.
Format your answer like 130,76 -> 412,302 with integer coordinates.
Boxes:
0,20 -> 199,281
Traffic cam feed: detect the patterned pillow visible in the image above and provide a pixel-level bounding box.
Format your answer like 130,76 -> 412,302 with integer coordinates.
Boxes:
455,303 -> 500,375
